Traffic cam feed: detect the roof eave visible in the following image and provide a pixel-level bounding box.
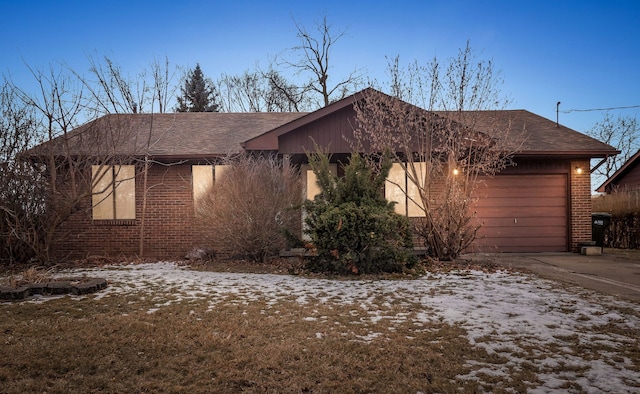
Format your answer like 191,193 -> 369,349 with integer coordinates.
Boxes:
514,150 -> 620,159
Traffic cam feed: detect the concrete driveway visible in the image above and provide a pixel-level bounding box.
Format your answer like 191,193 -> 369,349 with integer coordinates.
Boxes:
468,250 -> 640,303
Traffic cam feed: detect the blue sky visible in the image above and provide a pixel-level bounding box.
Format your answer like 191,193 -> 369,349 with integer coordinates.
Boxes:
1,0 -> 639,135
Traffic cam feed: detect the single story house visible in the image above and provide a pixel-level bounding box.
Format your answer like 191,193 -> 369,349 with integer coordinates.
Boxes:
597,149 -> 640,193
32,88 -> 617,260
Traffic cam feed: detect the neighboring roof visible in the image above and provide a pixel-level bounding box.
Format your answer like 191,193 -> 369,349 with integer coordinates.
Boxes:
596,149 -> 640,192
27,112 -> 307,160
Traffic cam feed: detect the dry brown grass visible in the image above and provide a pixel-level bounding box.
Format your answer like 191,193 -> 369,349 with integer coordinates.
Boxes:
1,260 -> 638,393
593,190 -> 640,215
0,266 -> 56,289
0,294 -> 499,393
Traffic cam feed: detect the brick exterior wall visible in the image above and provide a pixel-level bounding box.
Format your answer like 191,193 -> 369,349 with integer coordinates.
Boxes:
51,158 -> 595,260
570,159 -> 593,252
52,163 -> 212,261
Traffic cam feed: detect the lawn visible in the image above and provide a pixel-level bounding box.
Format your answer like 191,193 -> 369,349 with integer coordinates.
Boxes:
1,261 -> 639,393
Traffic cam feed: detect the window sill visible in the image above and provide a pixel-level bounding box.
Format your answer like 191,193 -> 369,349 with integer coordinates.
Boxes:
92,219 -> 137,226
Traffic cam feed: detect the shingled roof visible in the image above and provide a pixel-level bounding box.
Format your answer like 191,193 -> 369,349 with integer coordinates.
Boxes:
27,89 -> 618,161
435,110 -> 618,157
242,88 -> 618,158
28,112 -> 307,160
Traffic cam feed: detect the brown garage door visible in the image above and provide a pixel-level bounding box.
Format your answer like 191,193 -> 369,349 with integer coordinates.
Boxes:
471,174 -> 568,252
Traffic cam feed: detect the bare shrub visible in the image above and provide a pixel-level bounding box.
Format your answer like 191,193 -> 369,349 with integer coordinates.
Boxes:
593,190 -> 640,249
592,189 -> 640,216
196,155 -> 302,262
352,43 -> 523,260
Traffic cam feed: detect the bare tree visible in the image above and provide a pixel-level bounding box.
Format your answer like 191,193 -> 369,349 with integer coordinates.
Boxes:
80,54 -> 180,115
4,63 -> 141,262
0,78 -> 43,263
217,71 -> 266,112
79,55 -> 183,258
279,15 -> 363,108
263,68 -> 310,111
587,113 -> 639,180
216,68 -> 309,112
353,42 -> 523,260
2,54 -> 184,263
148,56 -> 181,114
82,54 -> 144,115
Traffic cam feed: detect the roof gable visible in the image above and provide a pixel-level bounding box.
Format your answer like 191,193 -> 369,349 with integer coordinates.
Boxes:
242,90 -> 370,151
597,149 -> 640,192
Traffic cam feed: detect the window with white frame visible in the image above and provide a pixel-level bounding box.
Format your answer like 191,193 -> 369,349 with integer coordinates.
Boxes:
91,165 -> 136,220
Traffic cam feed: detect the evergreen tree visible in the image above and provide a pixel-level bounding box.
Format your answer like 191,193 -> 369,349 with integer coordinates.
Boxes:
304,151 -> 416,275
175,64 -> 219,112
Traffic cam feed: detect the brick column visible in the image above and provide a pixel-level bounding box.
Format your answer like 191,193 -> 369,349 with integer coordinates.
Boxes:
570,159 -> 592,252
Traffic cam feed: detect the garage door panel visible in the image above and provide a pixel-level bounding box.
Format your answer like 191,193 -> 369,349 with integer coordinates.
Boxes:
480,227 -> 567,237
474,197 -> 566,208
479,187 -> 566,199
474,234 -> 567,248
472,174 -> 568,253
476,217 -> 566,228
480,174 -> 565,187
476,176 -> 566,198
474,206 -> 565,218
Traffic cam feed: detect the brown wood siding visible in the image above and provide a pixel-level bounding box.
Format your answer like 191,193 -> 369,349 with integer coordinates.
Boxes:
616,162 -> 640,191
471,174 -> 568,252
278,107 -> 356,154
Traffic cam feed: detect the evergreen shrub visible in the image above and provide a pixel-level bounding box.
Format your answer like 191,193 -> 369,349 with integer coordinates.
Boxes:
303,151 -> 416,274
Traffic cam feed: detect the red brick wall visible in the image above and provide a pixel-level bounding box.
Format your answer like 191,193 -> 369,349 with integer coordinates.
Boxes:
52,163 -> 211,261
52,158 -> 595,260
570,159 -> 593,251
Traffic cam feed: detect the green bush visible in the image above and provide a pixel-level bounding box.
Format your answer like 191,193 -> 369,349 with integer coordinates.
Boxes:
304,152 -> 415,274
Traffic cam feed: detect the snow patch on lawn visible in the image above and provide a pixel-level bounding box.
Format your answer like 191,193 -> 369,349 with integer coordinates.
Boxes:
38,261 -> 640,393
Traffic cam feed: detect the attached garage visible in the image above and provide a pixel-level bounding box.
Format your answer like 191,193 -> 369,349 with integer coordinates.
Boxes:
472,174 -> 568,252
239,89 -> 619,254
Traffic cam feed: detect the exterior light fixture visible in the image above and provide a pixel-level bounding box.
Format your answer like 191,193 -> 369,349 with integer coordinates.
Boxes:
576,167 -> 583,174
452,168 -> 460,176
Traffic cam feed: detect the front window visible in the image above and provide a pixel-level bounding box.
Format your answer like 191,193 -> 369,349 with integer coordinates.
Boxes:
385,162 -> 426,217
192,164 -> 230,212
91,165 -> 136,220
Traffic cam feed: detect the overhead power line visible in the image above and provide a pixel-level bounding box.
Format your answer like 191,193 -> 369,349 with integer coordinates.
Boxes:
561,104 -> 640,113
